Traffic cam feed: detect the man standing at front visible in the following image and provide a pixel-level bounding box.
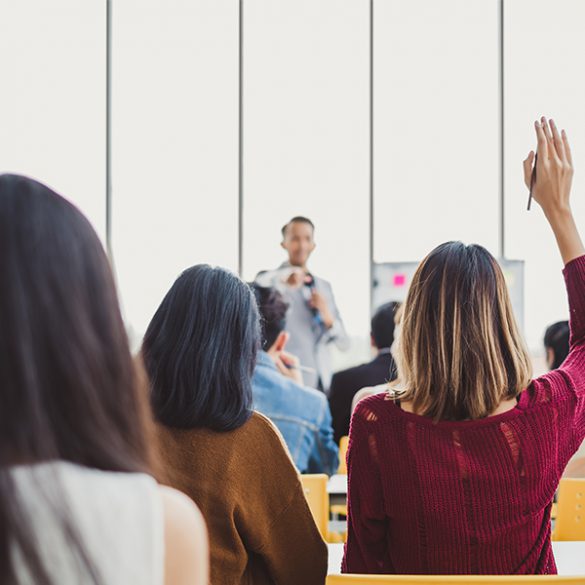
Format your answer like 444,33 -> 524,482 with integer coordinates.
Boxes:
255,216 -> 349,392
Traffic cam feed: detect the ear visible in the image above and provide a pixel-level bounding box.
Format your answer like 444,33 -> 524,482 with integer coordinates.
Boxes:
370,333 -> 376,348
274,331 -> 289,353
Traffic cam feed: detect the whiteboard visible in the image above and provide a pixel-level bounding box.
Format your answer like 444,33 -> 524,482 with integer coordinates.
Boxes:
372,259 -> 525,333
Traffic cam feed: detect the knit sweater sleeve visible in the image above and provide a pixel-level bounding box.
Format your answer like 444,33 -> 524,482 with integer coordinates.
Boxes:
532,255 -> 585,455
236,413 -> 327,585
560,254 -> 585,450
342,398 -> 391,574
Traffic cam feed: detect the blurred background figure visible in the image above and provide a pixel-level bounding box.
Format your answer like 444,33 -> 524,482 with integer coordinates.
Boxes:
544,320 -> 570,370
329,302 -> 400,444
250,284 -> 339,476
255,216 -> 349,392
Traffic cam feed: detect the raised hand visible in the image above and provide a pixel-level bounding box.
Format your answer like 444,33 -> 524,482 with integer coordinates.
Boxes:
523,117 -> 573,218
523,117 -> 584,265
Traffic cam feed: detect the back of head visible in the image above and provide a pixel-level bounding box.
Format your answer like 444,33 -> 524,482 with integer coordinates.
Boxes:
0,174 -> 149,583
544,320 -> 570,370
249,284 -> 289,349
0,173 -> 148,468
394,242 -> 532,421
142,265 -> 260,432
371,302 -> 400,349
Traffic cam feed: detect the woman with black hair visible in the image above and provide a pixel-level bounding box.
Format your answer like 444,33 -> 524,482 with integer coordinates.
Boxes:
0,174 -> 208,585
143,265 -> 327,585
544,320 -> 570,370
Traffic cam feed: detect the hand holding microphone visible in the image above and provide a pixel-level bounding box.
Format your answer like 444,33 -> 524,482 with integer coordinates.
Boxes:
308,288 -> 334,329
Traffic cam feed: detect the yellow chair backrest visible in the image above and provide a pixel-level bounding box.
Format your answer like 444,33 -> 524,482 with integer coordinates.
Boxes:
338,435 -> 349,474
300,473 -> 329,538
327,575 -> 585,584
554,478 -> 585,541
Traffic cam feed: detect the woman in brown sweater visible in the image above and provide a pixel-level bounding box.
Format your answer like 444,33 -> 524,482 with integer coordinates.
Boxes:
142,265 -> 327,585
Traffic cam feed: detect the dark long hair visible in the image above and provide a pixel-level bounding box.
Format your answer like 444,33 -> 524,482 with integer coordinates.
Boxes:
142,265 -> 260,432
0,175 -> 151,584
544,321 -> 570,370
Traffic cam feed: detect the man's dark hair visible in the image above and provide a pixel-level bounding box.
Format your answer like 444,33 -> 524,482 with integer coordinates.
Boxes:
249,284 -> 289,349
281,216 -> 315,238
544,320 -> 570,370
143,265 -> 260,432
371,301 -> 401,349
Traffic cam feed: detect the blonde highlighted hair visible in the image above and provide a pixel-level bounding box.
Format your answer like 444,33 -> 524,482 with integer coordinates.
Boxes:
391,242 -> 532,421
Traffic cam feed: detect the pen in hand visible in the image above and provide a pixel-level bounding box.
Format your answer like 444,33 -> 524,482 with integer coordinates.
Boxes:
285,363 -> 316,374
527,152 -> 537,211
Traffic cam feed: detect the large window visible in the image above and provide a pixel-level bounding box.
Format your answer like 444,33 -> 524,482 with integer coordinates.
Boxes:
373,0 -> 500,263
111,0 -> 239,343
242,0 -> 371,365
4,0 -> 584,362
504,0 -> 585,353
0,1 -> 106,239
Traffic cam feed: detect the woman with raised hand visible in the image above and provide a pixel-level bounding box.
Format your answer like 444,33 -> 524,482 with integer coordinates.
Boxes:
343,117 -> 585,575
142,265 -> 327,585
0,174 -> 208,585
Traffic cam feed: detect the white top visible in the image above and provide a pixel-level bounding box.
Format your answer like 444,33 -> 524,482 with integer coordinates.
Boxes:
11,461 -> 164,585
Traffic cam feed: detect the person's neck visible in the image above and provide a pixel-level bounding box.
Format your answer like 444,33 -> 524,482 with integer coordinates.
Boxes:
289,260 -> 307,272
400,396 -> 519,418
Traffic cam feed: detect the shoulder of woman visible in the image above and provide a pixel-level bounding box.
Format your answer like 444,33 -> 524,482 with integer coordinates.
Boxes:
236,412 -> 298,471
353,391 -> 388,418
246,412 -> 291,447
159,485 -> 208,585
160,485 -> 207,542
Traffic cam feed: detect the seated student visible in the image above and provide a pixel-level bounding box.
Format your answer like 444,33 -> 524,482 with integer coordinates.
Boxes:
329,302 -> 400,443
0,175 -> 207,585
349,305 -> 404,414
249,284 -> 339,476
343,118 -> 585,575
142,266 -> 327,585
544,320 -> 570,369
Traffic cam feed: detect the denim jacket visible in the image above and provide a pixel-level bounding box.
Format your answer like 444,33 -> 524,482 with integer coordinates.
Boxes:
252,351 -> 339,476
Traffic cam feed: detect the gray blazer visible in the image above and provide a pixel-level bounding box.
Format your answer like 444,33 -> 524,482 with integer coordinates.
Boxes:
255,264 -> 349,391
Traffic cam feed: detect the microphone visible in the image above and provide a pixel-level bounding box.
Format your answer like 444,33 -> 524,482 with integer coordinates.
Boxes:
304,273 -> 323,325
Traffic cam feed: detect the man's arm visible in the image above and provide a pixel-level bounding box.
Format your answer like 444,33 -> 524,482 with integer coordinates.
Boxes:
255,267 -> 302,289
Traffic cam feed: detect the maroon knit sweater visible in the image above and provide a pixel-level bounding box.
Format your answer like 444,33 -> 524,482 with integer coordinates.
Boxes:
342,254 -> 585,575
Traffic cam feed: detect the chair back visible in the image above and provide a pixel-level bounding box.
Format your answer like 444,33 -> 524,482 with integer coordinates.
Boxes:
327,575 -> 585,584
554,478 -> 585,541
338,436 -> 349,474
300,473 -> 329,538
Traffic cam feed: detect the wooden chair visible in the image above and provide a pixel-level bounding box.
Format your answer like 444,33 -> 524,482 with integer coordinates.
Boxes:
554,478 -> 585,541
326,575 -> 585,584
300,474 -> 330,539
301,473 -> 347,543
338,436 -> 349,474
